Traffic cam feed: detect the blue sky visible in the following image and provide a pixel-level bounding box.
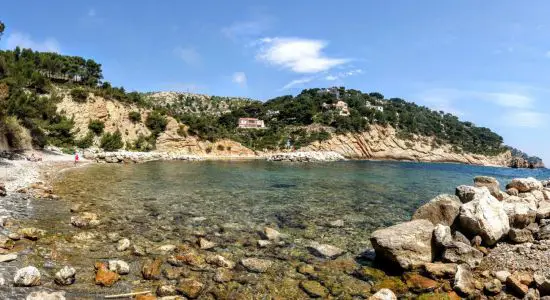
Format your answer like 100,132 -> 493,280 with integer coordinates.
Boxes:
2,1 -> 550,162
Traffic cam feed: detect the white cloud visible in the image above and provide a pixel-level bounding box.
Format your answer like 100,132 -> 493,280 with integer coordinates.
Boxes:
5,32 -> 60,53
485,92 -> 534,108
88,8 -> 96,17
502,111 -> 549,128
256,37 -> 349,73
546,50 -> 550,58
281,77 -> 314,90
232,72 -> 247,87
324,69 -> 363,81
174,47 -> 201,65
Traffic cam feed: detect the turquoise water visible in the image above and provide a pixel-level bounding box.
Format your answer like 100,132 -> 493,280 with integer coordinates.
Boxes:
53,160 -> 550,254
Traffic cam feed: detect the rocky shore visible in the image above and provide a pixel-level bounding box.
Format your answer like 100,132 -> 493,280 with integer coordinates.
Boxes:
265,151 -> 345,162
369,176 -> 550,299
83,149 -> 203,164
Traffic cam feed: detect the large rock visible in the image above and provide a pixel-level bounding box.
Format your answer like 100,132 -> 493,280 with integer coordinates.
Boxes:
474,176 -> 502,200
503,201 -> 536,228
433,224 -> 453,248
506,178 -> 543,193
441,241 -> 483,268
538,201 -> 550,220
509,228 -> 534,244
142,258 -> 162,280
412,194 -> 461,226
14,266 -> 41,287
454,264 -> 475,296
370,219 -> 434,270
240,258 -> 273,273
455,185 -> 477,203
458,188 -> 509,245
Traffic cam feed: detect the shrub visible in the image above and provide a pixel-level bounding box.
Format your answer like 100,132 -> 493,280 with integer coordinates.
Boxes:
70,87 -> 88,103
216,144 -> 225,151
100,130 -> 123,151
75,131 -> 95,148
205,146 -> 212,154
46,116 -> 75,147
3,116 -> 31,149
129,111 -> 141,123
146,111 -> 168,135
128,134 -> 154,152
177,125 -> 187,137
88,119 -> 105,135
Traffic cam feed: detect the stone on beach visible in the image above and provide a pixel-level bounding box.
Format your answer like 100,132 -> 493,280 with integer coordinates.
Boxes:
142,258 -> 163,280
433,224 -> 453,248
506,177 -> 543,193
458,187 -> 509,245
503,200 -> 536,228
453,264 -> 475,296
241,258 -> 273,273
307,242 -> 345,259
441,241 -> 483,268
424,262 -> 457,278
0,253 -> 17,263
412,194 -> 461,226
370,219 -> 434,270
474,176 -> 502,200
509,228 -> 534,243
94,262 -> 119,286
14,266 -> 41,287
54,265 -> 76,286
176,278 -> 204,298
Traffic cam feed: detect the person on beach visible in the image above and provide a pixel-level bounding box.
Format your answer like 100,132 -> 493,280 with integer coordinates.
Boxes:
74,152 -> 79,165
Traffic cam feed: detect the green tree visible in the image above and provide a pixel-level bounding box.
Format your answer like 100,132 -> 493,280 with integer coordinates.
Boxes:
88,119 -> 105,135
100,130 -> 123,151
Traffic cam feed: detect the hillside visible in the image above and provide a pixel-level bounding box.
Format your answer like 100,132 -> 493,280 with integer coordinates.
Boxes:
0,47 -> 544,167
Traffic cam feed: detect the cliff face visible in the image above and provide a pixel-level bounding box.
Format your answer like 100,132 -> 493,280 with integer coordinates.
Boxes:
301,125 -> 514,167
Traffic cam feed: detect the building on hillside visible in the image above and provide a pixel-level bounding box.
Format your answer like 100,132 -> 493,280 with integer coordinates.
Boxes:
238,118 -> 266,129
366,101 -> 384,112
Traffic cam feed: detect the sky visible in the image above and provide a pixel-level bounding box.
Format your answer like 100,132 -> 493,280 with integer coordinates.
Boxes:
2,1 -> 550,162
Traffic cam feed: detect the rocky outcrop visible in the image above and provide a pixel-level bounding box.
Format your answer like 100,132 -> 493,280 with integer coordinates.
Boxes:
266,151 -> 345,162
83,149 -> 203,163
370,219 -> 434,270
302,125 -> 516,167
412,194 -> 461,226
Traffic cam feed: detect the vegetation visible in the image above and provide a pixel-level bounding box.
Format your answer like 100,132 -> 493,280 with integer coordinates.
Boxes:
75,131 -> 94,148
71,87 -> 88,102
129,111 -> 141,123
88,119 -> 105,135
100,130 -> 123,151
145,111 -> 168,136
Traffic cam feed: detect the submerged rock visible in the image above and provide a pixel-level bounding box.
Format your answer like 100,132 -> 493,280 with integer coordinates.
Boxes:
412,194 -> 461,226
262,227 -> 282,240
0,235 -> 14,249
198,238 -> 216,250
14,266 -> 41,287
26,291 -> 66,300
116,238 -> 131,251
241,258 -> 273,273
307,242 -> 345,259
206,254 -> 235,269
0,253 -> 17,262
458,187 -> 509,245
70,212 -> 100,228
176,278 -> 204,298
370,219 -> 434,270
142,258 -> 162,280
300,280 -> 328,298
54,266 -> 76,286
404,273 -> 439,293
19,227 -> 45,241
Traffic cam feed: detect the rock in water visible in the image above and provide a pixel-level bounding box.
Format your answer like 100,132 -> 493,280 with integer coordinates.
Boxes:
307,242 -> 345,259
454,264 -> 475,296
262,227 -> 281,240
176,278 -> 204,298
0,235 -> 12,250
506,178 -> 543,193
369,288 -> 397,300
26,291 -> 66,300
404,273 -> 439,293
95,263 -> 119,287
412,194 -> 461,226
142,258 -> 162,280
108,260 -> 130,275
14,266 -> 41,287
117,238 -> 131,251
241,258 -> 273,273
19,227 -> 45,241
206,254 -> 235,269
54,266 -> 76,285
0,253 -> 17,262
300,280 -> 328,298
70,212 -> 100,228
198,238 -> 216,250
370,219 -> 434,270
458,187 -> 509,245
474,176 -> 502,200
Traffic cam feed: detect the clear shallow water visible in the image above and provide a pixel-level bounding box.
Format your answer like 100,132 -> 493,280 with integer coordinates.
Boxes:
52,160 -> 550,253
